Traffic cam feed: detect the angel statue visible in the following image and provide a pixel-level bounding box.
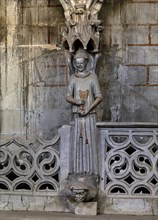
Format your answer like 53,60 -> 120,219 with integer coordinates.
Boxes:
59,0 -> 104,21
66,48 -> 102,174
59,0 -> 72,21
90,0 -> 104,19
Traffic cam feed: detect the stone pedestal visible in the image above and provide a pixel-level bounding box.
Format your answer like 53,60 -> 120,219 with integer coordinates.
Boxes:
75,202 -> 97,216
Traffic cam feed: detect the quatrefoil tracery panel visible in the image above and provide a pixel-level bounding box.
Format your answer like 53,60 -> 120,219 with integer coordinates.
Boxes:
104,130 -> 158,197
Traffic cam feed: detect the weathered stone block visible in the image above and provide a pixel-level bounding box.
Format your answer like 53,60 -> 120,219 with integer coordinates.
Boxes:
34,56 -> 67,86
6,1 -> 18,25
21,0 -> 56,8
37,7 -> 50,26
48,0 -> 61,7
26,108 -> 70,139
0,26 -> 6,44
102,27 -> 111,46
118,65 -> 147,85
75,202 -> 97,216
31,26 -> 49,45
151,25 -> 158,44
0,195 -> 26,211
23,196 -> 47,211
0,195 -> 11,210
44,196 -> 66,212
20,0 -> 37,8
31,87 -> 68,109
47,7 -> 64,26
0,1 -> 6,25
103,198 -> 158,215
48,25 -> 60,45
1,77 -> 20,110
126,46 -> 158,65
0,110 -> 24,135
111,26 -> 123,47
125,3 -> 158,25
10,195 -> 26,211
100,3 -> 121,25
149,66 -> 158,84
124,26 -> 149,45
120,86 -> 158,122
22,6 -> 63,26
59,125 -> 71,189
135,86 -> 158,105
1,66 -> 19,97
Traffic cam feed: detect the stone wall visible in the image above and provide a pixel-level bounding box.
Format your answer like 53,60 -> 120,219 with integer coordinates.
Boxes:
0,0 -> 69,139
99,0 -> 158,123
0,0 -> 158,139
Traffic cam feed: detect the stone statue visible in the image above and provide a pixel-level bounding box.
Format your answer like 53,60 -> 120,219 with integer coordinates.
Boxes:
59,0 -> 72,22
60,0 -> 104,20
66,48 -> 102,174
59,0 -> 104,52
90,0 -> 104,19
66,173 -> 98,202
60,0 -> 103,211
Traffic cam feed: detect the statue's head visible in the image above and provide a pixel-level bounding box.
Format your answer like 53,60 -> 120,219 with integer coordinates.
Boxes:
71,188 -> 88,202
66,174 -> 99,203
73,49 -> 89,72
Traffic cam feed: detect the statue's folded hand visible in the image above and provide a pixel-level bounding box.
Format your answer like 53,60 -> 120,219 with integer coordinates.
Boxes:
79,109 -> 89,116
76,99 -> 85,105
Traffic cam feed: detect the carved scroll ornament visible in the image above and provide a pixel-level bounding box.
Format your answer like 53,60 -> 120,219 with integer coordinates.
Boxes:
0,137 -> 60,195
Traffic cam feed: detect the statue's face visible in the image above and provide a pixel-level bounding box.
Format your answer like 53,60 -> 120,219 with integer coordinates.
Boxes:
74,57 -> 87,72
71,188 -> 88,202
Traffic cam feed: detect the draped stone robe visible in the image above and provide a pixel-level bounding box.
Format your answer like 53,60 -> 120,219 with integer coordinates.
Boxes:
66,71 -> 102,174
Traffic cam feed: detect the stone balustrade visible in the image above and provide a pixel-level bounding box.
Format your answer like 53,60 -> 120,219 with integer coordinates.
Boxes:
0,122 -> 158,214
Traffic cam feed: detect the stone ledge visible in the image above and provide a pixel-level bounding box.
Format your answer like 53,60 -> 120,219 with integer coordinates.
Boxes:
0,211 -> 158,220
97,122 -> 158,128
0,195 -> 67,212
102,198 -> 158,216
75,202 -> 97,216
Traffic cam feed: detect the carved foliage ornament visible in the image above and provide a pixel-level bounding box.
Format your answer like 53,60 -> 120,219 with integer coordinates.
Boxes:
59,0 -> 104,52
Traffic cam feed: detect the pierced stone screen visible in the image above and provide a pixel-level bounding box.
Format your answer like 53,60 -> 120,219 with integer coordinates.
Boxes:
0,137 -> 60,195
101,129 -> 158,197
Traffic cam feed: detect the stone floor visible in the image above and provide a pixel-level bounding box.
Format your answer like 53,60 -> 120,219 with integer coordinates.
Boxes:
0,211 -> 157,220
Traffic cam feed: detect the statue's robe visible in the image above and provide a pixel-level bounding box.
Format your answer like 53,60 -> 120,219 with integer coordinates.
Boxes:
67,72 -> 102,174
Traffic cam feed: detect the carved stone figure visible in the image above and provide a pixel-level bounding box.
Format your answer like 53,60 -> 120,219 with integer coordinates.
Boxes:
90,0 -> 104,19
60,0 -> 104,20
66,49 -> 102,174
59,0 -> 72,22
60,0 -> 103,211
66,173 -> 98,202
59,0 -> 104,52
